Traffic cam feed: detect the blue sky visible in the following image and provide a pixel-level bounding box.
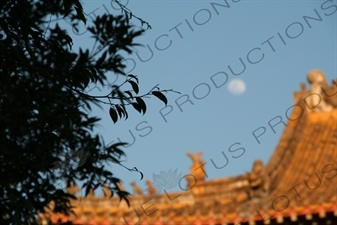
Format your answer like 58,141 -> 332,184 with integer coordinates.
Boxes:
55,0 -> 336,196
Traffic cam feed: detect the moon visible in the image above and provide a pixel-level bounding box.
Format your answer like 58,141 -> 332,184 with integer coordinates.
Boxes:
227,79 -> 246,95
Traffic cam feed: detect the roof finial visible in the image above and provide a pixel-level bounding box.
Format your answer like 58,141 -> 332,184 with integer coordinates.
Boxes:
145,179 -> 157,196
246,159 -> 270,200
306,69 -> 333,112
130,181 -> 144,196
186,152 -> 206,189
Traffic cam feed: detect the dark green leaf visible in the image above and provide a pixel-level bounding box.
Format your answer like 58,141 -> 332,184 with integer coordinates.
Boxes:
96,51 -> 107,66
136,97 -> 146,114
128,80 -> 139,94
85,183 -> 91,196
127,74 -> 139,83
65,193 -> 77,200
120,104 -> 128,120
132,103 -> 142,113
103,171 -> 113,177
120,194 -> 130,207
124,11 -> 129,23
74,6 -> 86,25
124,91 -> 133,99
115,105 -> 124,118
63,34 -> 73,49
152,91 -> 168,106
110,142 -> 128,148
109,107 -> 118,123
87,27 -> 96,34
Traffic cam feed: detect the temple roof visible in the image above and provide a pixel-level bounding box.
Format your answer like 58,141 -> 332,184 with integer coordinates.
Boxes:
40,70 -> 337,225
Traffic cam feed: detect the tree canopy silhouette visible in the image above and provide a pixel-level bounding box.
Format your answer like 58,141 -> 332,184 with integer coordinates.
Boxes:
0,0 -> 177,224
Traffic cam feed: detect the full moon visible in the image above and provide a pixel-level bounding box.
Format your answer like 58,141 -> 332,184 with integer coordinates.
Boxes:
227,79 -> 246,95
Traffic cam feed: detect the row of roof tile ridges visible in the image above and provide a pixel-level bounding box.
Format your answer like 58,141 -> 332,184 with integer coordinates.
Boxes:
50,202 -> 337,225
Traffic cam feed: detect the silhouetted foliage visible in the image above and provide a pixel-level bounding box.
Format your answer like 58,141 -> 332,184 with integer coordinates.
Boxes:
0,0 -> 177,224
